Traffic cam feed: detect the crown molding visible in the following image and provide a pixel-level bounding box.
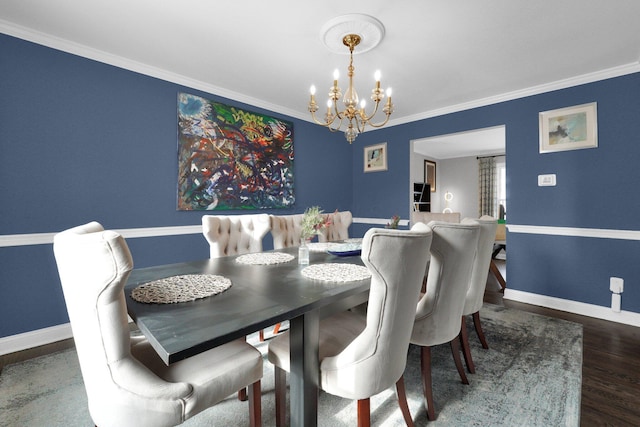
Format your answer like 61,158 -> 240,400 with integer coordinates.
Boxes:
4,19 -> 639,129
387,61 -> 640,128
0,20 -> 308,122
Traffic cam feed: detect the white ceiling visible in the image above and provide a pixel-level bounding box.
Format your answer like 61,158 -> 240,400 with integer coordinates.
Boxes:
413,125 -> 505,160
2,1 -> 640,156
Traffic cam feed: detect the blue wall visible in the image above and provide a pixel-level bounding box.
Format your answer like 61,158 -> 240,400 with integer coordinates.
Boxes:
0,34 -> 352,337
2,31 -> 640,339
353,74 -> 640,314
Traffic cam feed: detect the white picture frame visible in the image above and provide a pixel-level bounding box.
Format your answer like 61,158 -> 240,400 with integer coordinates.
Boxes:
364,142 -> 388,172
539,102 -> 598,153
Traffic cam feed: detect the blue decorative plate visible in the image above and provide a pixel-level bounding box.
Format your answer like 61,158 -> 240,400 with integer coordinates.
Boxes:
328,249 -> 362,257
327,243 -> 362,257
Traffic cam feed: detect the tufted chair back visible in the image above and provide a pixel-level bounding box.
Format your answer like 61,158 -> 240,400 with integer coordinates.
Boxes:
319,224 -> 433,400
54,222 -> 263,427
269,214 -> 304,249
53,222 -> 192,426
462,216 -> 498,316
318,210 -> 353,242
202,214 -> 270,257
411,221 -> 480,346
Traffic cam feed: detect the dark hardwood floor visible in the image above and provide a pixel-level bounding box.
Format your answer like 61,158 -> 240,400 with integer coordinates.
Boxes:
2,260 -> 639,426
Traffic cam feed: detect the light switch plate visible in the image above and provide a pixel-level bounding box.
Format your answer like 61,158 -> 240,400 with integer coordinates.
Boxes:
538,174 -> 556,186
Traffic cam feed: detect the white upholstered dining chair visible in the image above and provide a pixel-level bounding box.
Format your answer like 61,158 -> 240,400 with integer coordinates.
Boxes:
459,216 -> 498,373
268,225 -> 433,427
202,214 -> 277,341
318,210 -> 352,242
269,213 -> 305,249
202,214 -> 271,258
54,222 -> 263,427
410,220 -> 480,420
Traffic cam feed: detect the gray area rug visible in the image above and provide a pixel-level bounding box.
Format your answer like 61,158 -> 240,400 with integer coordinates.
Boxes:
0,304 -> 582,426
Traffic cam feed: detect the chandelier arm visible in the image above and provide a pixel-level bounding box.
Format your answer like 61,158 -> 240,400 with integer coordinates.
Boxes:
359,100 -> 382,123
310,109 -> 337,127
332,99 -> 346,121
327,115 -> 344,132
362,113 -> 392,128
321,112 -> 344,132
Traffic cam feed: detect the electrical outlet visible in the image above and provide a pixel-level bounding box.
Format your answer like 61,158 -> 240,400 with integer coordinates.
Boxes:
610,277 -> 624,293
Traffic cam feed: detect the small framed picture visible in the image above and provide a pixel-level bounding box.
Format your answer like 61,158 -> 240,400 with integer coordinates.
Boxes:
424,160 -> 436,192
364,142 -> 388,172
539,102 -> 597,153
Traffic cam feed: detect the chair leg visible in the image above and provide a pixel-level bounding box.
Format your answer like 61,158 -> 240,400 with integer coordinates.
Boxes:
238,388 -> 248,401
273,322 -> 282,335
472,311 -> 489,349
459,316 -> 476,374
420,346 -> 436,421
259,323 -> 282,341
395,376 -> 415,427
248,379 -> 262,427
450,338 -> 469,385
357,398 -> 371,427
489,260 -> 506,292
274,366 -> 287,427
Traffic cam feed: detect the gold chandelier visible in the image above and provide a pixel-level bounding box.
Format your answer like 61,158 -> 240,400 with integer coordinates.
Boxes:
308,33 -> 394,144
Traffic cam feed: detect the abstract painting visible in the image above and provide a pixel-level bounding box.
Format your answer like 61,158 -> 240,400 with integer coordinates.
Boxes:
364,142 -> 387,172
177,93 -> 295,210
539,102 -> 597,153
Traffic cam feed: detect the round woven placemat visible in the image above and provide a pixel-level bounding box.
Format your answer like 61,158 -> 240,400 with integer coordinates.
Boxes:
235,252 -> 295,265
130,274 -> 232,304
301,263 -> 371,283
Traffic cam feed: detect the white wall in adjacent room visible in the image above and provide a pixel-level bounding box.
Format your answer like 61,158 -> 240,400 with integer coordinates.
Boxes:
438,156 -> 479,219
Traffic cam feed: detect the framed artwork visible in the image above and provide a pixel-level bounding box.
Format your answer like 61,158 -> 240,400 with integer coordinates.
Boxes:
177,93 -> 295,211
364,142 -> 388,172
424,160 -> 436,192
539,102 -> 597,153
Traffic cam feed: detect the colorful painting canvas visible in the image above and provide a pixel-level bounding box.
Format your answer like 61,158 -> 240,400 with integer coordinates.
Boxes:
547,112 -> 587,146
177,93 -> 295,210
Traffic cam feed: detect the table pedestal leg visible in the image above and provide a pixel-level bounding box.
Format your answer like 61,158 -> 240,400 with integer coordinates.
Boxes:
289,312 -> 320,427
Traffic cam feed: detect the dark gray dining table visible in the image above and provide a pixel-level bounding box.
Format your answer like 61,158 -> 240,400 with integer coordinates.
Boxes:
124,245 -> 370,427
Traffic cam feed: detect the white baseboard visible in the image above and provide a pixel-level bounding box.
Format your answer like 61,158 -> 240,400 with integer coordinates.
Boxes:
0,316 -> 139,356
3,218 -> 640,356
0,323 -> 73,356
4,290 -> 638,356
504,288 -> 640,327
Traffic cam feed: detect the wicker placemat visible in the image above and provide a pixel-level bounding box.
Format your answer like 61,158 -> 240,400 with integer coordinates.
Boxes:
130,274 -> 232,304
235,252 -> 295,265
301,263 -> 371,283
